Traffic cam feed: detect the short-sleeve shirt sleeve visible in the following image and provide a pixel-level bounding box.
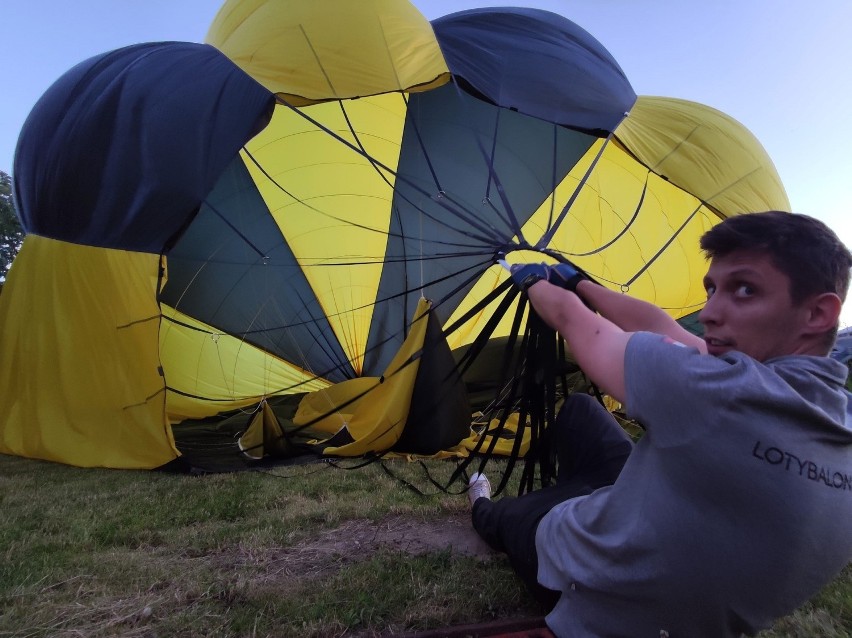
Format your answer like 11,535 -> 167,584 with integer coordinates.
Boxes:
624,331 -> 751,446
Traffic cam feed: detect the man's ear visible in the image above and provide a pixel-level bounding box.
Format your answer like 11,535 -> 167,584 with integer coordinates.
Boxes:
803,292 -> 843,335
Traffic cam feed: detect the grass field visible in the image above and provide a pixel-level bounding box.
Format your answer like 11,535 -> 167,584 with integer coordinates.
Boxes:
0,453 -> 849,637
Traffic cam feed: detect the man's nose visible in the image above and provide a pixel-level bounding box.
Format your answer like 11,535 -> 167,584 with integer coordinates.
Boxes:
698,294 -> 720,325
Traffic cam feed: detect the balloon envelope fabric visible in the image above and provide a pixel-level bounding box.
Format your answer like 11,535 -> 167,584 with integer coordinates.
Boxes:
0,0 -> 789,469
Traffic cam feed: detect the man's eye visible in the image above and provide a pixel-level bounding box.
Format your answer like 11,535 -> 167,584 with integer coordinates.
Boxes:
735,284 -> 755,297
705,285 -> 716,298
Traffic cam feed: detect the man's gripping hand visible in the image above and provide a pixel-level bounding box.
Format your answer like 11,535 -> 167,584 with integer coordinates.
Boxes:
548,262 -> 588,293
509,263 -> 551,292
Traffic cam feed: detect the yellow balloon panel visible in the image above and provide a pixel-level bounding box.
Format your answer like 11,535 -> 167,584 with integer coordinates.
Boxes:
535,142 -> 717,315
160,305 -> 330,423
206,0 -> 449,101
521,139 -> 652,257
0,236 -> 176,469
616,96 -> 790,216
244,94 -> 408,374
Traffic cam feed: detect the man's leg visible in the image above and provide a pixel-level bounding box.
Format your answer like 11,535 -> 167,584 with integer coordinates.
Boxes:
472,487 -> 565,608
553,393 -> 633,488
470,393 -> 633,607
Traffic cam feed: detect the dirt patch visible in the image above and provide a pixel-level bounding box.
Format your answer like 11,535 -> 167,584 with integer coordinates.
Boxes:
299,513 -> 496,559
207,513 -> 497,585
269,515 -> 496,578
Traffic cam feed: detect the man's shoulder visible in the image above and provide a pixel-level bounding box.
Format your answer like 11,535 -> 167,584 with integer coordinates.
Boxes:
625,336 -> 849,428
626,331 -> 726,381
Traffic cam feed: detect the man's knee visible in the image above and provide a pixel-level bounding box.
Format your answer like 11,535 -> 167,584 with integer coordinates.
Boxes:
554,392 -> 633,478
555,393 -> 617,446
559,392 -> 608,422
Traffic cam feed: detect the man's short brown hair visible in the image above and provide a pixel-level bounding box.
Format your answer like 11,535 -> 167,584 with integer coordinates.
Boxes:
700,211 -> 852,305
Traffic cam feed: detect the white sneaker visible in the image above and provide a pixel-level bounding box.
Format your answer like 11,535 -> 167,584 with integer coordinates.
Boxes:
468,472 -> 491,506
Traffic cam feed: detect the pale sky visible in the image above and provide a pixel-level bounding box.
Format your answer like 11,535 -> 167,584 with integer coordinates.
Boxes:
3,0 -> 851,322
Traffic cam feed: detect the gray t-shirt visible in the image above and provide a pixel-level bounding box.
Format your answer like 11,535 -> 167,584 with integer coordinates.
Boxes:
535,331 -> 852,637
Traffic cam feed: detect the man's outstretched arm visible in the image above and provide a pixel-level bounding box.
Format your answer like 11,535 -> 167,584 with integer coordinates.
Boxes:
574,279 -> 707,353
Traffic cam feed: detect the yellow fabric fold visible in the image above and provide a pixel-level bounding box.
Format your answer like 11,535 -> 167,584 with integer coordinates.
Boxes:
293,297 -> 432,456
238,400 -> 294,459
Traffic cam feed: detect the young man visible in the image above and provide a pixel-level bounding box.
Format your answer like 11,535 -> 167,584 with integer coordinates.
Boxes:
470,211 -> 852,637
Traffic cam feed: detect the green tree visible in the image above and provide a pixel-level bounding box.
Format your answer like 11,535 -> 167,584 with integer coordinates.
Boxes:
0,170 -> 25,281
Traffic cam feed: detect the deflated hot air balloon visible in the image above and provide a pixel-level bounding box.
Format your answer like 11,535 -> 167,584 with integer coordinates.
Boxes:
0,0 -> 789,470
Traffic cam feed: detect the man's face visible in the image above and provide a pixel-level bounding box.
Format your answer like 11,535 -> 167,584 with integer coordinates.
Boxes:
698,250 -> 811,362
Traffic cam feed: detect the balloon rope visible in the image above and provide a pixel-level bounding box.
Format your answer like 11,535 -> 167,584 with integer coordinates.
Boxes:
624,203 -> 703,287
446,77 -> 528,243
562,172 -> 649,258
536,135 -> 613,248
273,96 -> 505,245
419,206 -> 425,298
